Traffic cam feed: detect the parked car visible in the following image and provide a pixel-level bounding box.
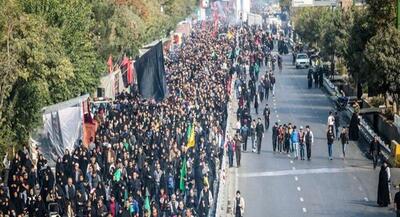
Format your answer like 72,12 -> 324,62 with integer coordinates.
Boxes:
295,53 -> 310,69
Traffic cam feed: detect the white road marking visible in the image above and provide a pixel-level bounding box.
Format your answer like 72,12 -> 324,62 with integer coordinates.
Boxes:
297,186 -> 301,191
353,176 -> 357,180
287,154 -> 291,157
300,197 -> 304,202
278,119 -> 281,122
238,167 -> 369,178
290,160 -> 294,164
358,186 -> 363,191
276,115 -> 279,118
292,167 -> 296,170
364,197 -> 369,202
303,208 -> 307,213
274,110 -> 278,113
294,176 -> 298,181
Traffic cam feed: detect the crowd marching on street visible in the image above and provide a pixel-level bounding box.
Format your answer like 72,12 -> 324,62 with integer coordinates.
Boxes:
0,8 -> 398,217
225,24 -> 319,168
0,22 -> 248,217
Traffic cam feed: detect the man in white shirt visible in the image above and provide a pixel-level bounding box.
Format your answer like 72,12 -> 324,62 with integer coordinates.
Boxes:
327,111 -> 335,126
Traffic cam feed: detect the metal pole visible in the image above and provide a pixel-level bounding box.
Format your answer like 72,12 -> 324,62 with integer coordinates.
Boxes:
397,0 -> 400,29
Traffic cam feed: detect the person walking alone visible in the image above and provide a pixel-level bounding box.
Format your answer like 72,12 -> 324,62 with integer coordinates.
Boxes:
255,118 -> 265,154
340,127 -> 349,159
370,135 -> 381,170
232,190 -> 245,217
234,133 -> 242,167
264,76 -> 270,101
272,122 -> 279,152
254,93 -> 259,115
270,73 -> 276,96
377,162 -> 391,207
250,120 -> 256,153
305,125 -> 314,160
227,137 -> 234,167
327,126 -> 335,160
258,82 -> 264,102
263,104 -> 270,130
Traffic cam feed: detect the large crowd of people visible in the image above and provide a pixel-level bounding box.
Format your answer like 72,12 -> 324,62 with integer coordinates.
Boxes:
0,22 -> 244,217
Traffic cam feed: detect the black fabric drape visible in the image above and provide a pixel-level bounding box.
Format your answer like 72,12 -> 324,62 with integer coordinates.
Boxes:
134,41 -> 167,101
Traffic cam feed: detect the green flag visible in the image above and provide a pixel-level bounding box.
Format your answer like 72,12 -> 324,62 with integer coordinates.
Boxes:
113,168 -> 122,182
124,189 -> 128,202
179,157 -> 187,191
186,123 -> 192,140
123,142 -> 129,150
144,194 -> 150,211
255,63 -> 259,73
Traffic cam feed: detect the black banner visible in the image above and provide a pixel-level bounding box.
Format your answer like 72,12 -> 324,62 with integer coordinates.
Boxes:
134,41 -> 167,101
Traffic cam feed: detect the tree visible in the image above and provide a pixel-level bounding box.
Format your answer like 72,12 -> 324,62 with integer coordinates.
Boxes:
364,26 -> 400,108
343,8 -> 372,84
0,0 -> 197,158
280,0 -> 291,12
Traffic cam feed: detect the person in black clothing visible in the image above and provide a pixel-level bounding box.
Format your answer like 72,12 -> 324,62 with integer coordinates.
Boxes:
313,69 -> 319,88
394,184 -> 400,217
307,69 -> 313,88
349,112 -> 360,141
377,162 -> 390,207
327,126 -> 334,160
254,93 -> 259,114
370,135 -> 381,170
334,112 -> 341,139
255,118 -> 265,154
340,127 -> 349,159
272,122 -> 279,152
263,104 -> 270,130
240,123 -> 249,152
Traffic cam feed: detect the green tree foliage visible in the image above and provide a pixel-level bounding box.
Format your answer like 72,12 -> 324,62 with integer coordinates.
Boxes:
293,0 -> 399,103
343,8 -> 372,82
279,0 -> 291,12
345,0 -> 397,93
292,7 -> 346,59
364,27 -> 400,96
0,0 -> 197,155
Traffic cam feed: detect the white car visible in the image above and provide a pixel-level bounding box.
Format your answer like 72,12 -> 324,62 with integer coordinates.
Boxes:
295,53 -> 310,69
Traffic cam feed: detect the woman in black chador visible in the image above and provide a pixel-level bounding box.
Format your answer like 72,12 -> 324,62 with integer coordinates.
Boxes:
349,112 -> 359,141
377,162 -> 390,207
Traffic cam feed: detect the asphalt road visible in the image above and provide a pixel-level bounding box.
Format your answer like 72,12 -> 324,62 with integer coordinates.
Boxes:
233,54 -> 395,217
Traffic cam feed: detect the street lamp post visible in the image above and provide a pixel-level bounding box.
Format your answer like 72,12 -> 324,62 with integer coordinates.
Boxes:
397,0 -> 400,29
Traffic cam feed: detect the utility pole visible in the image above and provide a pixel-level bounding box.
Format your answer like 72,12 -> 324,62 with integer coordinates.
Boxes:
397,0 -> 400,29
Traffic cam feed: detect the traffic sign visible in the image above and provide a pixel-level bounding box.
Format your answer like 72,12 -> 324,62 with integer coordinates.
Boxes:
292,0 -> 337,7
292,0 -> 313,7
313,0 -> 337,6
